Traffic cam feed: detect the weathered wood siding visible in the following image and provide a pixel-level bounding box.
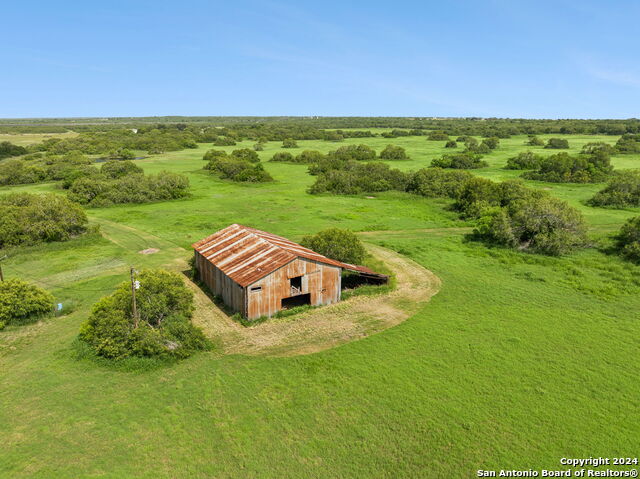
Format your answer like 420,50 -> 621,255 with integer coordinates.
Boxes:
246,258 -> 341,319
195,251 -> 246,316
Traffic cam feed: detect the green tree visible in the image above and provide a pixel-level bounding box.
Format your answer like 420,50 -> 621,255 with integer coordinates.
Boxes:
301,228 -> 367,264
545,138 -> 570,149
79,269 -> 210,359
615,216 -> 640,263
282,138 -> 298,148
379,145 -> 408,160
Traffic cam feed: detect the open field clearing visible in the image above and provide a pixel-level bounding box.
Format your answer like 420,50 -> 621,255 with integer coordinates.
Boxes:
1,132 -> 639,478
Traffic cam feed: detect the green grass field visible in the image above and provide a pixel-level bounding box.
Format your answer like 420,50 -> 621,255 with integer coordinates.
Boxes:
1,133 -> 639,478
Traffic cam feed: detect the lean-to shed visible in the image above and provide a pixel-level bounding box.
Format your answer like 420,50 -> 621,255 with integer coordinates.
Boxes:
192,224 -> 387,320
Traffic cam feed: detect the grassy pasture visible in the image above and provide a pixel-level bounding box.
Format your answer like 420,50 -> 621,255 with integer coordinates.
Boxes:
0,131 -> 78,145
0,133 -> 639,478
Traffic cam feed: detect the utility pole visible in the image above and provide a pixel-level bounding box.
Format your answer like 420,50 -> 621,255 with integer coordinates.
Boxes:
130,267 -> 140,328
0,256 -> 7,282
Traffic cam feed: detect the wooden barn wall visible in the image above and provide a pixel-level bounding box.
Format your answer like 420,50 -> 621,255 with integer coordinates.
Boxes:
246,258 -> 341,320
195,251 -> 245,316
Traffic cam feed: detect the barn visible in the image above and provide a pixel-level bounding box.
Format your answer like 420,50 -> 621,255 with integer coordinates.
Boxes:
192,224 -> 388,320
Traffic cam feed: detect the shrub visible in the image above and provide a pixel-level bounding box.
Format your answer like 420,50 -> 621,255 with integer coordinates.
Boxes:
427,131 -> 449,141
545,138 -> 569,149
202,149 -> 229,162
294,150 -> 326,164
526,135 -> 545,146
282,138 -> 298,148
481,137 -> 500,150
0,141 -> 28,159
431,152 -> 488,169
331,144 -> 376,162
445,140 -> 457,148
213,137 -> 236,146
614,134 -> 640,154
79,269 -> 211,359
0,193 -> 88,247
100,160 -> 143,179
379,145 -> 408,160
301,228 -> 366,264
309,162 -> 408,195
522,152 -> 612,183
588,170 -> 640,208
68,171 -> 189,206
270,152 -> 295,162
505,151 -> 544,170
581,142 -> 615,155
0,159 -> 47,185
230,148 -> 260,163
406,168 -> 472,198
615,216 -> 640,263
0,279 -> 54,326
253,142 -> 264,151
475,196 -> 588,255
205,157 -> 273,183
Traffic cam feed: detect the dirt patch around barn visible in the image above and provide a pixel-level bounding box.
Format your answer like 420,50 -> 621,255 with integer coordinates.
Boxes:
187,244 -> 441,357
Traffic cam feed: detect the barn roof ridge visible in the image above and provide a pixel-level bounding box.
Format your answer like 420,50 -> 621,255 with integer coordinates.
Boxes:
192,224 -> 385,287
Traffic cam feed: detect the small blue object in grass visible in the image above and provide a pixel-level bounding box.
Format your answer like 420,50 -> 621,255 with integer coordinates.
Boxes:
57,303 -> 63,311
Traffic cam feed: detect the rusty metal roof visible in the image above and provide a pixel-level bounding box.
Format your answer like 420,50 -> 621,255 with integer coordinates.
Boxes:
192,224 -> 385,287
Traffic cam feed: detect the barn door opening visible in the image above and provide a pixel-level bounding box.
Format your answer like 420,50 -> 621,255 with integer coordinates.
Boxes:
281,293 -> 311,310
289,275 -> 303,296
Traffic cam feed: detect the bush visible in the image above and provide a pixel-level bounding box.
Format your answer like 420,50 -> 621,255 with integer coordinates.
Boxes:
0,193 -> 88,247
294,150 -> 326,164
406,168 -> 472,198
504,151 -> 544,170
270,152 -> 295,162
615,216 -> 640,263
545,138 -> 569,149
588,170 -> 640,208
379,145 -> 408,160
202,149 -> 229,162
68,171 -> 189,206
100,160 -> 143,179
431,152 -> 488,169
308,162 -> 408,195
332,144 -> 376,162
475,195 -> 588,255
522,152 -> 612,183
205,157 -> 273,183
0,141 -> 28,159
444,140 -> 457,148
615,134 -> 640,154
213,137 -> 236,146
301,228 -> 366,264
581,142 -> 615,155
282,138 -> 298,148
230,148 -> 260,163
482,137 -> 500,150
526,135 -> 545,146
0,279 -> 54,326
0,159 -> 47,185
427,131 -> 449,141
79,269 -> 211,359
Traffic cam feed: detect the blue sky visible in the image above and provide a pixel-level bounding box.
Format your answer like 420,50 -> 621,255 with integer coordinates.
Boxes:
1,0 -> 639,118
